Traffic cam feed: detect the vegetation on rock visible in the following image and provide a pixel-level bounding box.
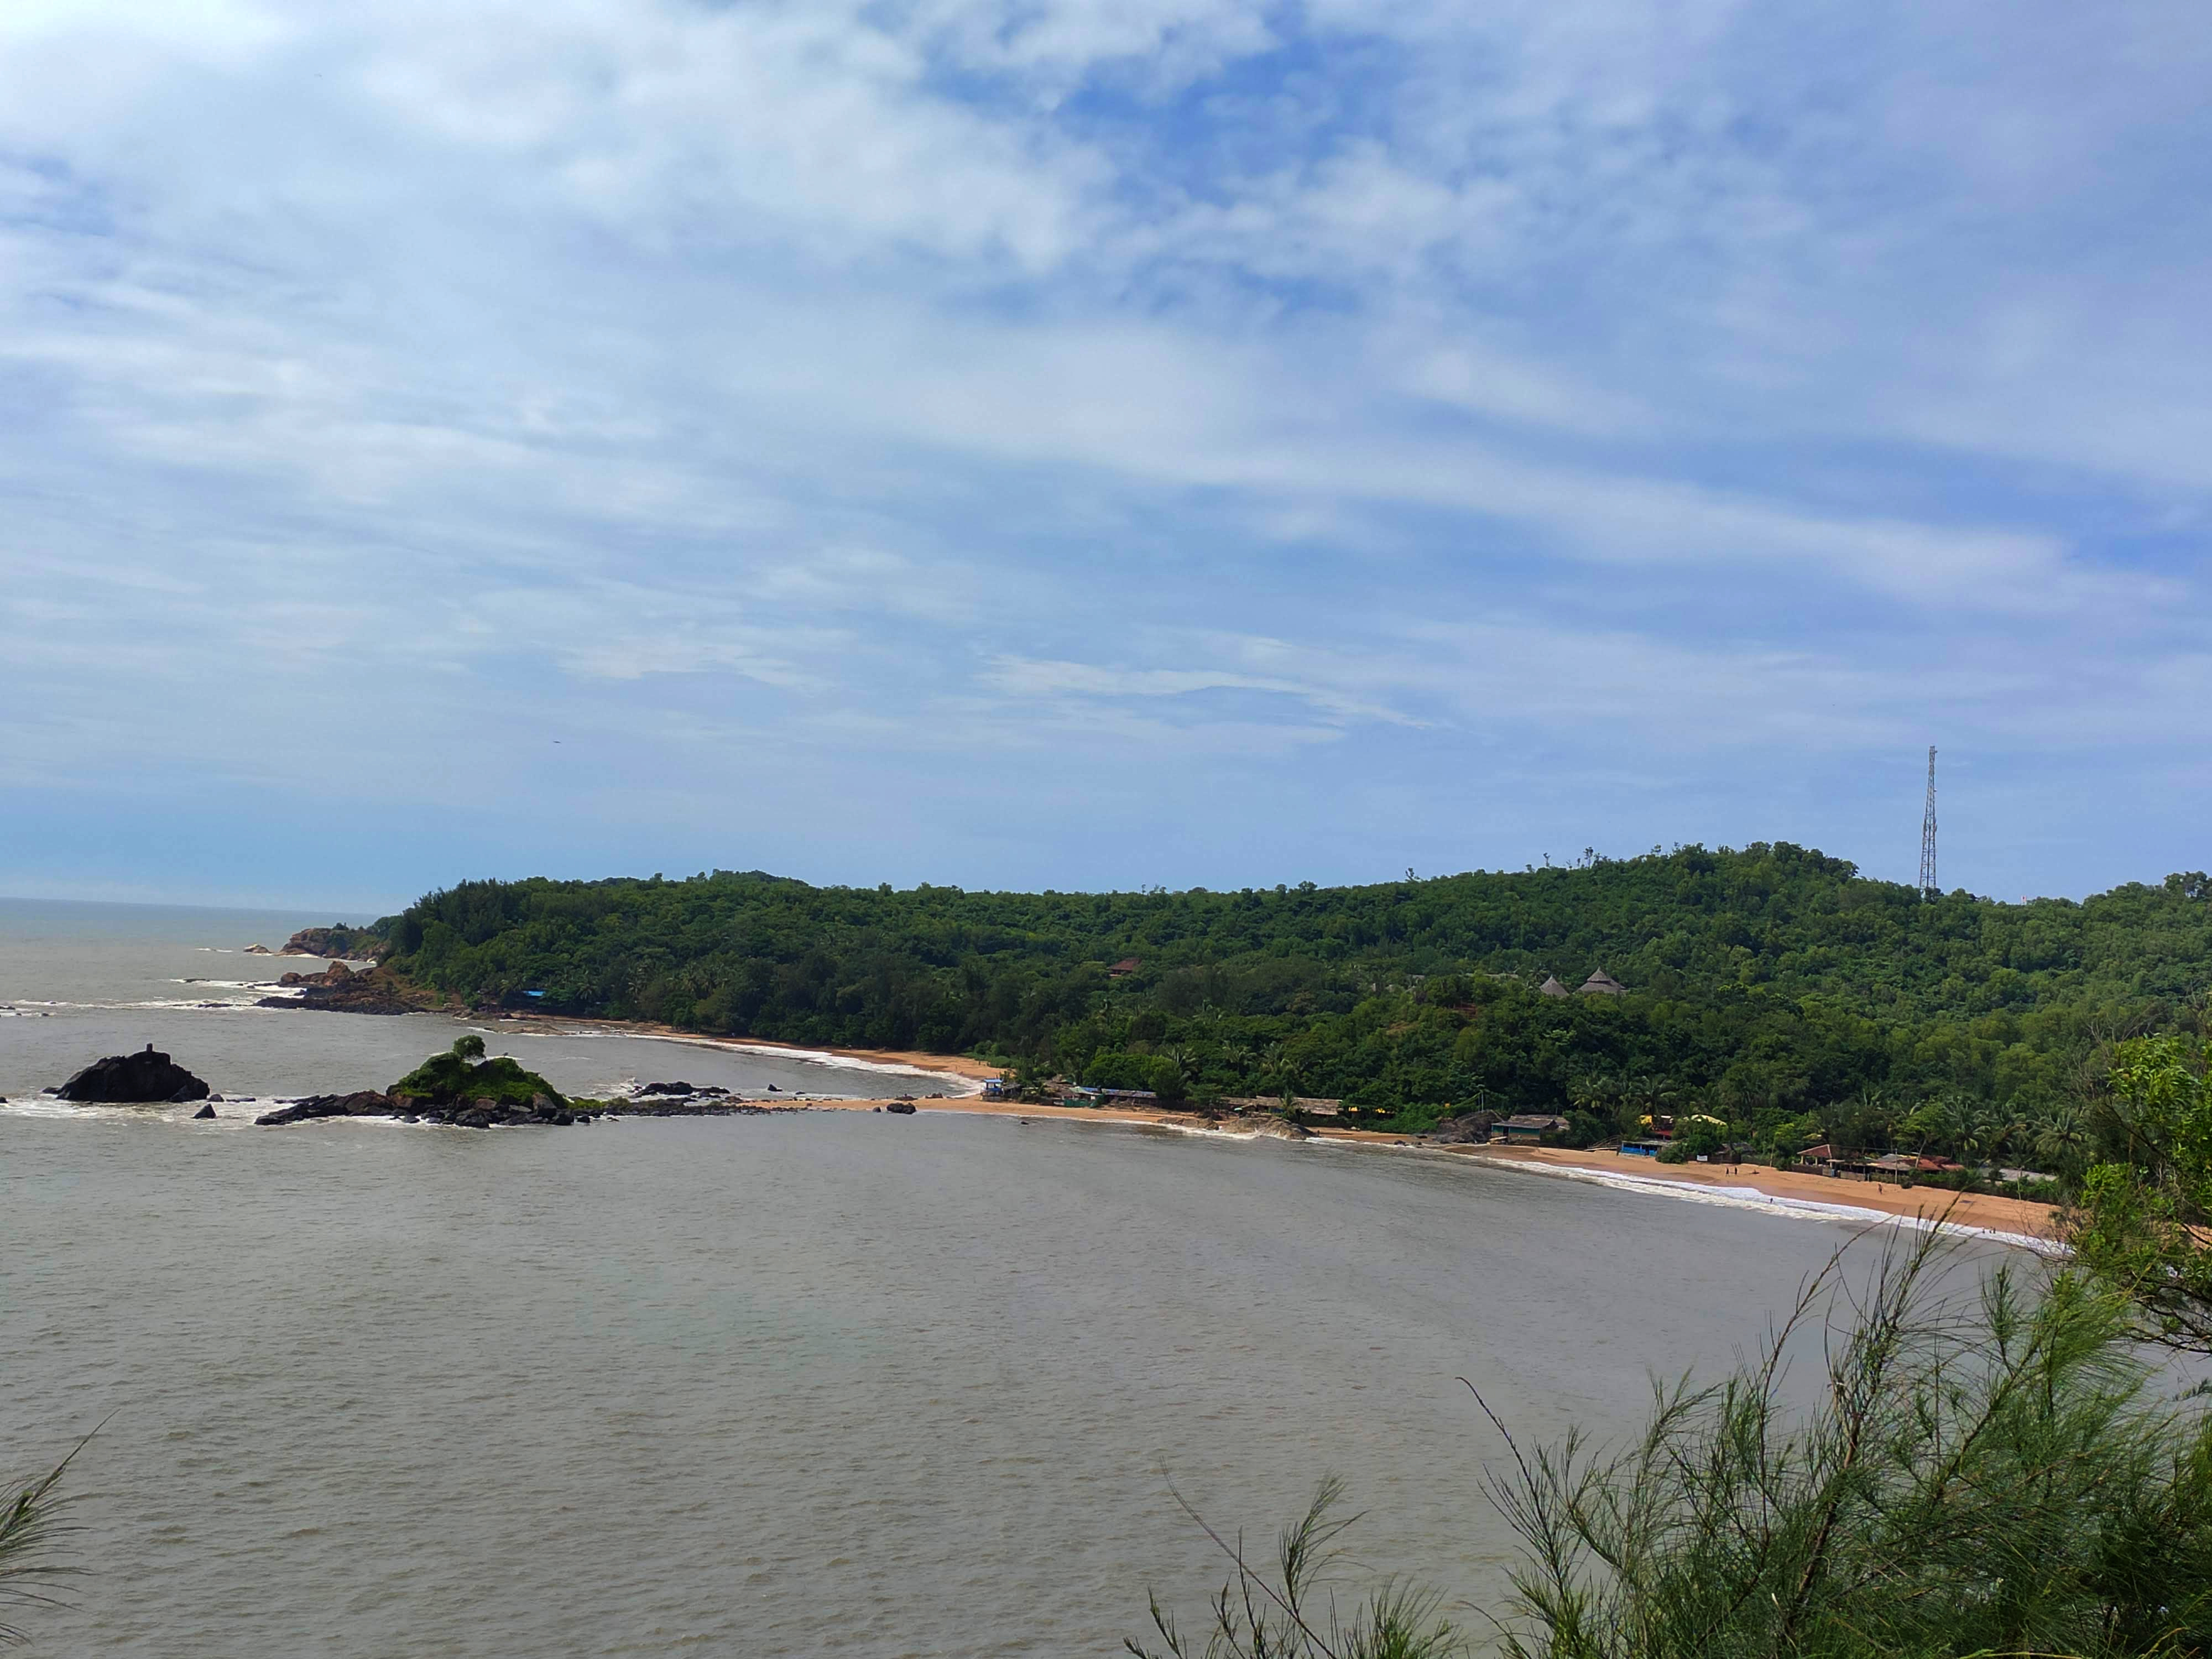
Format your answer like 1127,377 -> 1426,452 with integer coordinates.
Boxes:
391,1034 -> 564,1108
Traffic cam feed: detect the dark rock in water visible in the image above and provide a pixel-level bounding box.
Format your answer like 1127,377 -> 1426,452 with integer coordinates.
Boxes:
191,1103 -> 217,1119
638,1081 -> 695,1097
765,1083 -> 780,1092
884,1100 -> 917,1115
206,1094 -> 225,1103
254,1091 -> 398,1126
57,1046 -> 210,1103
458,1108 -> 493,1129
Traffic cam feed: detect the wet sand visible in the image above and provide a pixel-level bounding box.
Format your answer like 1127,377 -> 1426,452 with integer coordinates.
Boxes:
1451,1141 -> 2062,1243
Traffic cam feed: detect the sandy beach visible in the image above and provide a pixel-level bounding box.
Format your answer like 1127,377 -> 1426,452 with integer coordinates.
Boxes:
794,1089 -> 2062,1248
485,1015 -> 2062,1249
1451,1141 -> 2062,1244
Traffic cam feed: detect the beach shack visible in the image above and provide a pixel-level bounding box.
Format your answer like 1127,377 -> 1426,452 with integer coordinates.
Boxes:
1618,1139 -> 1664,1157
1494,1113 -> 1569,1145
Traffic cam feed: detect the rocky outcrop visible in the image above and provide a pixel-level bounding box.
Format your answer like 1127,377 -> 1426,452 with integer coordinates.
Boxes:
56,1046 -> 210,1103
191,1103 -> 217,1119
276,961 -> 356,989
884,1099 -> 917,1114
278,926 -> 384,959
1245,1115 -> 1312,1140
258,964 -> 421,1016
255,1091 -> 601,1129
617,1097 -> 777,1117
1425,1112 -> 1496,1145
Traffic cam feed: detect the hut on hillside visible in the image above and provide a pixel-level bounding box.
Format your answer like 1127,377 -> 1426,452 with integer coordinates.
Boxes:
1538,975 -> 1571,997
1577,969 -> 1627,995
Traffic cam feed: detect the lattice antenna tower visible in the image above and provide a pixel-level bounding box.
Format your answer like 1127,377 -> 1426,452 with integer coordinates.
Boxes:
1918,746 -> 1938,899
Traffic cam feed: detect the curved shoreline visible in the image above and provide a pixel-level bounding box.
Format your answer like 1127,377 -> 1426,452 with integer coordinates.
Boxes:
789,1093 -> 2063,1251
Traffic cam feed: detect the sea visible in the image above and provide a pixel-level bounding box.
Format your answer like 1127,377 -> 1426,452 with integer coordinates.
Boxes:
1,900 -> 2029,1656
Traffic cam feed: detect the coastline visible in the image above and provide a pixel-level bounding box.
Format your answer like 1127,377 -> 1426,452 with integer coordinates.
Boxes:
476,1013 -> 1001,1088
790,1092 -> 2063,1251
23,991 -> 2060,1250
1443,1142 -> 2063,1251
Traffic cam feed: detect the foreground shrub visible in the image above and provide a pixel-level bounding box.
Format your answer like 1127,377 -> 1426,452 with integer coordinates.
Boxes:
1133,1232 -> 2212,1658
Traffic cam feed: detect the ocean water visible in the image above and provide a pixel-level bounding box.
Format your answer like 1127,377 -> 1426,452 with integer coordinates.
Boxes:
0,898 -> 939,1106
1,902 -> 2023,1656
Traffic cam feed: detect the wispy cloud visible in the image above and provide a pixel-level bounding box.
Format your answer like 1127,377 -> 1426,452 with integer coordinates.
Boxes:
1,0 -> 2205,904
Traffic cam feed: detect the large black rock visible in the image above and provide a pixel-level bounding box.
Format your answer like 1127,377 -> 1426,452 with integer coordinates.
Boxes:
56,1046 -> 210,1103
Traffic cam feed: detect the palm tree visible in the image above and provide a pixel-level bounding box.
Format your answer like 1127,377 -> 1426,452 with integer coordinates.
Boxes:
2036,1102 -> 2090,1171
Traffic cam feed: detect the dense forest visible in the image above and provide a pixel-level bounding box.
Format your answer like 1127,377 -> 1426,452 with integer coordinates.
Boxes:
371,844 -> 2212,1165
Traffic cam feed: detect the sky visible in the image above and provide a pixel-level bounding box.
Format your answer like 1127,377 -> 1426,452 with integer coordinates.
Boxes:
3,0 -> 2207,913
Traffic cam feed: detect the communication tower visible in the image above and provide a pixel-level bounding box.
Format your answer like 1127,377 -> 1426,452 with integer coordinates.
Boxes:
1918,747 -> 1938,898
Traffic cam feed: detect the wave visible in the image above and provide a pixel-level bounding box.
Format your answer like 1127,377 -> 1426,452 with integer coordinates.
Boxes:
6,992 -> 299,1012
1434,1152 -> 2064,1255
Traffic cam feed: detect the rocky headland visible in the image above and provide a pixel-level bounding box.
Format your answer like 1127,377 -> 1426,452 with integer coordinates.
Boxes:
278,925 -> 385,959
257,961 -> 425,1016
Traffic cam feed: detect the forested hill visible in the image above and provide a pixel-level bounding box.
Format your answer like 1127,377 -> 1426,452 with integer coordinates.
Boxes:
375,845 -> 2212,1136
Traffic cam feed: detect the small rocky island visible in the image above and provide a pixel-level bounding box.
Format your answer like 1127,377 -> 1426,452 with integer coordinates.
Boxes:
54,1045 -> 211,1103
44,1038 -> 801,1131
257,1035 -> 588,1128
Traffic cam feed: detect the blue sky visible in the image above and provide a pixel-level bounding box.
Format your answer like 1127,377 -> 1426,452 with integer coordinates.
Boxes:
2,0 -> 2206,912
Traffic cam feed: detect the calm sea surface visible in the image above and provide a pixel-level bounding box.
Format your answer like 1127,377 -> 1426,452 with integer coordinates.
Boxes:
2,901 -> 2016,1655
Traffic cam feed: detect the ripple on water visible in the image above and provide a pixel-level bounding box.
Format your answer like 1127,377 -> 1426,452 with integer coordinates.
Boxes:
0,1108 -> 2022,1657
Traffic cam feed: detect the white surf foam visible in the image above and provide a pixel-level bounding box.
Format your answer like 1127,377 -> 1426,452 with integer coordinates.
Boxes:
1431,1152 -> 2064,1255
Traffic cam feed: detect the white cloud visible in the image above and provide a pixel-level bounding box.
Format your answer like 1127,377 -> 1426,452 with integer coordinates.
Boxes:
1,0 -> 2207,901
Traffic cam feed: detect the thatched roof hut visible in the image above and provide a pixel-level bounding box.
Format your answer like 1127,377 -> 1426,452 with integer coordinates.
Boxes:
1578,969 -> 1627,996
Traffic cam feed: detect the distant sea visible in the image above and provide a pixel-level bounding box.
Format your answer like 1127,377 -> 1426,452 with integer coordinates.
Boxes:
0,897 -> 930,1105
1,899 -> 2012,1655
